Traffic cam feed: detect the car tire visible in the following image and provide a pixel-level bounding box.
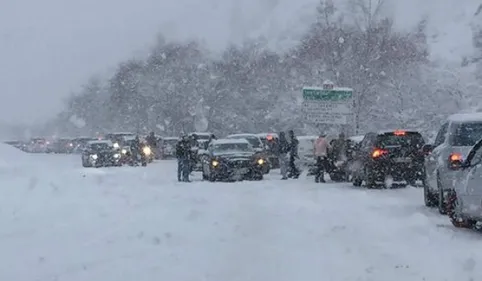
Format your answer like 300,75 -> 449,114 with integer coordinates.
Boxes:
437,172 -> 447,215
365,167 -> 376,189
447,190 -> 476,228
423,178 -> 437,207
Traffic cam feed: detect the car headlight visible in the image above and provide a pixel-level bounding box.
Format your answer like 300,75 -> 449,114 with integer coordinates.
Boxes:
121,149 -> 127,154
212,160 -> 219,167
143,146 -> 151,155
113,153 -> 120,158
257,158 -> 265,165
113,143 -> 119,148
91,154 -> 98,160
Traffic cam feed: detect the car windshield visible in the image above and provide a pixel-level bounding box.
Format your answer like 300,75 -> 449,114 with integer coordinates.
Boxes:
90,143 -> 112,151
211,143 -> 252,152
164,139 -> 178,145
451,123 -> 482,146
229,136 -> 262,148
376,132 -> 425,148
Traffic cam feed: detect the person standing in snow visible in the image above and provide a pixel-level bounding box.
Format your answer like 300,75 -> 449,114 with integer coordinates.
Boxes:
277,132 -> 290,180
287,130 -> 301,179
176,136 -> 191,182
314,134 -> 330,183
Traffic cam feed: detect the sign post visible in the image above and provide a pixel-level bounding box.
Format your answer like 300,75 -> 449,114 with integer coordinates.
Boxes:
302,82 -> 354,135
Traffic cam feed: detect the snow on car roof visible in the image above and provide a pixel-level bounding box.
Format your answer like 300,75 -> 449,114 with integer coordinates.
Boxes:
349,135 -> 365,143
189,132 -> 211,135
448,113 -> 482,123
227,133 -> 259,138
163,137 -> 178,140
298,135 -> 317,140
87,140 -> 113,145
211,138 -> 250,145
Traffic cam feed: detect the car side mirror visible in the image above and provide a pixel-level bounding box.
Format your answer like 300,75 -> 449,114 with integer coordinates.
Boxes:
422,144 -> 434,155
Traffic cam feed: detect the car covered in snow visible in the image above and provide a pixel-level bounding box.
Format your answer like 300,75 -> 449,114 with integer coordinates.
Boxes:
103,132 -> 136,149
446,136 -> 482,229
81,140 -> 121,167
423,113 -> 482,214
351,129 -> 425,188
200,138 -> 267,181
226,133 -> 270,174
159,137 -> 178,159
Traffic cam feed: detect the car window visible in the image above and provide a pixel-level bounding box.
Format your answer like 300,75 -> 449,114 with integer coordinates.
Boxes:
434,123 -> 449,147
450,122 -> 482,147
376,132 -> 424,148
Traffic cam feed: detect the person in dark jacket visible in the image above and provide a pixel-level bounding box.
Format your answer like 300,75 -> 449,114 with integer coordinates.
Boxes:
146,132 -> 158,158
287,130 -> 301,179
176,136 -> 191,182
277,132 -> 290,180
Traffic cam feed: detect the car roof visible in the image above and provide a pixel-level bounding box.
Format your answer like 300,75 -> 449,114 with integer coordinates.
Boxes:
226,134 -> 260,138
163,137 -> 178,140
256,133 -> 279,138
448,113 -> 482,123
189,132 -> 211,136
297,135 -> 317,140
376,129 -> 420,135
87,140 -> 113,145
211,138 -> 250,145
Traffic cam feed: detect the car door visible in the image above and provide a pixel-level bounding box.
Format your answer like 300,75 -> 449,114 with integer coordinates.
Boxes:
462,140 -> 482,216
426,123 -> 449,189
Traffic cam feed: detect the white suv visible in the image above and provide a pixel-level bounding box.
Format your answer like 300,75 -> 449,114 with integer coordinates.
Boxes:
423,113 -> 482,214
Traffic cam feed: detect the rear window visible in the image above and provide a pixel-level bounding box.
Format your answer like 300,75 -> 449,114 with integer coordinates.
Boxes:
376,132 -> 424,148
90,143 -> 112,150
451,122 -> 482,146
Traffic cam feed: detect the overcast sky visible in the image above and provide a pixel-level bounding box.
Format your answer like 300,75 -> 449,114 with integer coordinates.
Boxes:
0,0 -> 474,125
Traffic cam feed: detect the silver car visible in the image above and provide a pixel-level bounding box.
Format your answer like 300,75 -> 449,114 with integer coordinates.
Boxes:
446,137 -> 482,229
423,113 -> 482,214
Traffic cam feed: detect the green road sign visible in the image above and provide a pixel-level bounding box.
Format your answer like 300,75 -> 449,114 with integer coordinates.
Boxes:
302,88 -> 352,101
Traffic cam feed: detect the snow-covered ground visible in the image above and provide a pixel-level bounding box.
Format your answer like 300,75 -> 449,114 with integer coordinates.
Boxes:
1,146 -> 482,281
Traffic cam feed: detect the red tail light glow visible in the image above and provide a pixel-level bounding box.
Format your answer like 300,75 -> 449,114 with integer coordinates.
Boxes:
393,130 -> 406,136
449,152 -> 462,162
372,148 -> 388,158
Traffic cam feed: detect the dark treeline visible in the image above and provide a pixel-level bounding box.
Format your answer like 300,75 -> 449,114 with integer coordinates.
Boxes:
41,0 -> 481,139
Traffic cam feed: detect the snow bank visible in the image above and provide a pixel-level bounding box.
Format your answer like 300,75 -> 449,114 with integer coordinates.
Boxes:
0,143 -> 31,169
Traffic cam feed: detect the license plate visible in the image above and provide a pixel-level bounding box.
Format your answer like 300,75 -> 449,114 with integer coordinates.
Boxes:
236,168 -> 248,174
394,157 -> 411,163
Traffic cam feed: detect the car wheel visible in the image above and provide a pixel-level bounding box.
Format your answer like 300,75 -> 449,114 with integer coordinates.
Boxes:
423,179 -> 436,207
365,167 -> 376,189
447,190 -> 476,228
437,172 -> 447,215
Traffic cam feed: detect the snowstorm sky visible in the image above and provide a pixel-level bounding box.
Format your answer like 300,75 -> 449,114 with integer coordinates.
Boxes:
0,0 -> 475,125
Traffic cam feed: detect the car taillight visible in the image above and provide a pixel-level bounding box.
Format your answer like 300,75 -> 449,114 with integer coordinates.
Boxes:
449,152 -> 462,162
372,148 -> 388,158
393,130 -> 406,136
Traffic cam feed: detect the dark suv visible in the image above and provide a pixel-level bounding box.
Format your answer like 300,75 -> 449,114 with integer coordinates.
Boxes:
352,130 -> 425,188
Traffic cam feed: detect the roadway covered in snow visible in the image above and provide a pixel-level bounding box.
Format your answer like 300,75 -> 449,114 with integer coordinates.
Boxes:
1,146 -> 481,281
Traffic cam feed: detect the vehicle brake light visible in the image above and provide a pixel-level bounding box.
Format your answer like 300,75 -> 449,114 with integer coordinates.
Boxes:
266,135 -> 273,141
449,153 -> 462,162
372,148 -> 388,158
393,130 -> 406,136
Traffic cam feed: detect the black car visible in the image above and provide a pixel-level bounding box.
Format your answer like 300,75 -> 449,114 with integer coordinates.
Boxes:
201,139 -> 267,182
81,140 -> 121,167
352,130 -> 425,188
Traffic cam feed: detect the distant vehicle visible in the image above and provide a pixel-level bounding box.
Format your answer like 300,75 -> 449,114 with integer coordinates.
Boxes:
104,132 -> 136,148
200,138 -> 267,181
81,140 -> 121,168
423,113 -> 482,214
159,137 -> 178,159
72,137 -> 96,153
50,138 -> 75,154
445,137 -> 482,229
28,137 -> 50,153
256,133 -> 280,168
226,133 -> 270,174
351,129 -> 425,188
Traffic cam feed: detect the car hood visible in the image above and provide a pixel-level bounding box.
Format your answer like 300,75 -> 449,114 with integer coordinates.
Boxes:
213,152 -> 254,159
